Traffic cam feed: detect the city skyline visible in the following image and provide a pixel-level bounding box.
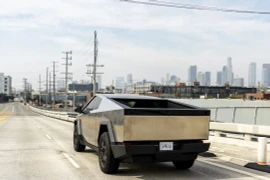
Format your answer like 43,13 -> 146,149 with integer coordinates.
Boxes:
2,1 -> 270,90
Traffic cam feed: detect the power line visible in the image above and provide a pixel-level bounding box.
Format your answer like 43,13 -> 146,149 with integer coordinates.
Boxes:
121,0 -> 270,15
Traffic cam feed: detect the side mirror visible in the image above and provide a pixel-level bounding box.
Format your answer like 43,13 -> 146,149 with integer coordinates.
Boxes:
74,106 -> 82,113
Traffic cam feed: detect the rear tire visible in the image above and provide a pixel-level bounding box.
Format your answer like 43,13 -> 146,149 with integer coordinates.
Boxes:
98,132 -> 120,174
172,160 -> 195,169
73,125 -> 85,152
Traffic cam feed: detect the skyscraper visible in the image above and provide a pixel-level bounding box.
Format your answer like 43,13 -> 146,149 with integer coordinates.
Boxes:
166,73 -> 170,85
205,71 -> 211,86
262,64 -> 270,87
216,71 -> 222,86
188,65 -> 197,82
126,74 -> 133,93
222,66 -> 228,85
115,77 -> 124,89
127,74 -> 133,86
97,75 -> 102,90
248,62 -> 256,87
197,72 -> 205,86
233,78 -> 244,87
227,57 -> 233,85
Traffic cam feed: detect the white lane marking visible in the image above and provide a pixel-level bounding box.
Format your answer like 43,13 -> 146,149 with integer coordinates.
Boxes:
45,134 -> 52,140
63,153 -> 80,168
198,158 -> 270,180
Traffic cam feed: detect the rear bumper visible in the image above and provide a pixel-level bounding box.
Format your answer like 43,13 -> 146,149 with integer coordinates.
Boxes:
111,142 -> 210,162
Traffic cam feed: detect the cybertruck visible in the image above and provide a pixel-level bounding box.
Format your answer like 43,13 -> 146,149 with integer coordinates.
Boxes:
73,94 -> 210,174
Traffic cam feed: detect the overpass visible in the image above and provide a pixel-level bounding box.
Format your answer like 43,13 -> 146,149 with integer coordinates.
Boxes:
0,102 -> 269,180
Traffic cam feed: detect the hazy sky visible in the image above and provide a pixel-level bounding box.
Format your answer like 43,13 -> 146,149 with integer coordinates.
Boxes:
1,0 -> 270,90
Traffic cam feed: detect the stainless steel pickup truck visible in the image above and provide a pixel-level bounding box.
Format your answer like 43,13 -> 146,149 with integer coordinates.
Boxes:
73,94 -> 210,174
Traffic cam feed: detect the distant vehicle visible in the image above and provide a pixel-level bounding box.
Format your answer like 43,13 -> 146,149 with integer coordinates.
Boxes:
63,100 -> 73,107
73,94 -> 211,174
54,103 -> 64,108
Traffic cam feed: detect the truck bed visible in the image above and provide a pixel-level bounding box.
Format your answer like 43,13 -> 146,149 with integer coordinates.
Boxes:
110,98 -> 210,141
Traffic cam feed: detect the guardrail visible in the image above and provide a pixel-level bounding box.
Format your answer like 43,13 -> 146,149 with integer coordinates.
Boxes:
207,107 -> 270,126
28,104 -> 270,141
28,105 -> 77,122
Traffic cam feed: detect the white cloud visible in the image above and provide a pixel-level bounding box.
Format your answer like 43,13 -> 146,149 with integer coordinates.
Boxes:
1,0 -> 270,88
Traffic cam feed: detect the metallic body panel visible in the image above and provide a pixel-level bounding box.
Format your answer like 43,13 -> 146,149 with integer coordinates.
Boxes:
123,116 -> 210,141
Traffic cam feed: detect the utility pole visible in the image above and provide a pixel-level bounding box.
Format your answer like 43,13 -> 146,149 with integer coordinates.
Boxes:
49,72 -> 51,105
37,75 -> 43,106
23,78 -> 27,102
86,31 -> 104,96
61,51 -> 72,110
52,61 -> 57,107
46,67 -> 49,106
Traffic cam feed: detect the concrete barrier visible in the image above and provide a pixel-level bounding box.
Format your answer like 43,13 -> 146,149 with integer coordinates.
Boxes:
28,105 -> 76,123
210,122 -> 270,138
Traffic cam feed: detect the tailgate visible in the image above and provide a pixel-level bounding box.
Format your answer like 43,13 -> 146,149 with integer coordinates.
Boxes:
123,116 -> 209,141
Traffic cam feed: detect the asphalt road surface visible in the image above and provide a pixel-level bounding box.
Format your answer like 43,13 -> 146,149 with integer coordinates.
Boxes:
0,103 -> 269,180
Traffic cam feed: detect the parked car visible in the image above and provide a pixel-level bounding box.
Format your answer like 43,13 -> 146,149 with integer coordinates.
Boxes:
73,94 -> 211,174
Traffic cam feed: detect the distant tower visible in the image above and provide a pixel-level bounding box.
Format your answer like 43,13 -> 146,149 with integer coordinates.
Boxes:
227,57 -> 233,85
248,62 -> 256,87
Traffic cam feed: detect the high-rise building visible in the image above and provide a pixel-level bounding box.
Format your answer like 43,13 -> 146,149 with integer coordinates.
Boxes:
222,66 -> 228,85
197,72 -> 205,86
216,71 -> 222,86
115,77 -> 124,89
188,65 -> 197,82
248,62 -> 256,87
126,74 -> 133,93
161,78 -> 165,85
262,64 -> 270,87
0,73 -> 12,96
127,74 -> 133,86
165,73 -> 170,85
170,75 -> 180,83
205,71 -> 211,86
227,57 -> 233,85
96,75 -> 102,90
233,78 -> 244,87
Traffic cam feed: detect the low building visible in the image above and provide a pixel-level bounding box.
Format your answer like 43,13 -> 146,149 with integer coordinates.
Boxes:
0,73 -> 12,96
68,83 -> 97,92
151,85 -> 256,99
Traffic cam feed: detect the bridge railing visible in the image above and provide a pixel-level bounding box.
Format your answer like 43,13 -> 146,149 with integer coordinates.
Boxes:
207,107 -> 270,126
27,104 -> 270,141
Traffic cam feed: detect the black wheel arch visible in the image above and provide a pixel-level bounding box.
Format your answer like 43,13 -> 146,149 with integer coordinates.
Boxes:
74,119 -> 82,135
98,121 -> 116,143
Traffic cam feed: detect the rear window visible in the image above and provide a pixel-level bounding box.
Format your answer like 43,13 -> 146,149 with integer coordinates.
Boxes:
111,99 -> 192,109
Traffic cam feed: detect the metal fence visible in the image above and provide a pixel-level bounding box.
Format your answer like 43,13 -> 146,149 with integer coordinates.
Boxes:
207,107 -> 270,126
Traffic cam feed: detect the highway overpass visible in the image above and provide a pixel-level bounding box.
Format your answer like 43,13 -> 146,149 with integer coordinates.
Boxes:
0,102 -> 269,180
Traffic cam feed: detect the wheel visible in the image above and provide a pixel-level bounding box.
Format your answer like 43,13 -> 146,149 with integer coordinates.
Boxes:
172,160 -> 195,169
73,125 -> 85,152
98,132 -> 120,174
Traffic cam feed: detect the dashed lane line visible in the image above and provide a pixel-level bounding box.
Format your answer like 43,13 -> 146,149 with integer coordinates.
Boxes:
63,153 -> 80,168
45,134 -> 52,140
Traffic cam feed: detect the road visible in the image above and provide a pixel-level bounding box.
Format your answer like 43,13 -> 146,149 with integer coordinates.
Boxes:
0,102 -> 269,180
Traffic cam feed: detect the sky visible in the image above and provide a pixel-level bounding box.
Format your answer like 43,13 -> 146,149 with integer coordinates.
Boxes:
1,0 -> 270,90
